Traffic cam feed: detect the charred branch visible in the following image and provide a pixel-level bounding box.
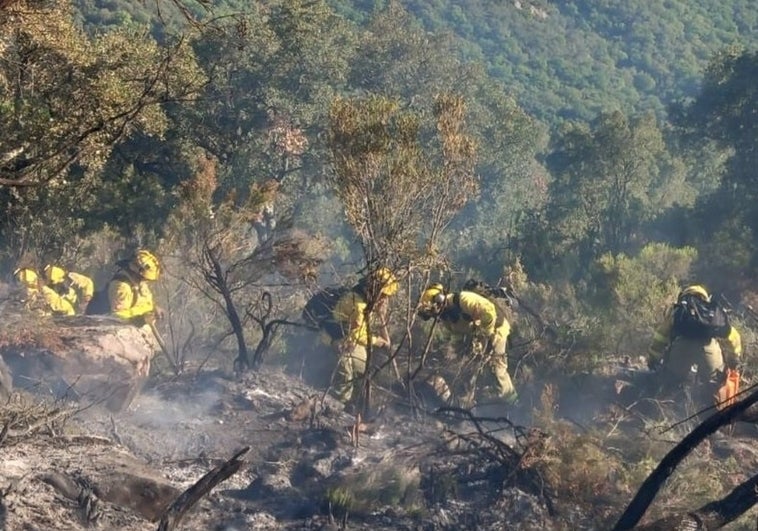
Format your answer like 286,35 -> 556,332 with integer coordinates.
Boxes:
634,471 -> 758,530
613,386 -> 758,530
157,446 -> 250,531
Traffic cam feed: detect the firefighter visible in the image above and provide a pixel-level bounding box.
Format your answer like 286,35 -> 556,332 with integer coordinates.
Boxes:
647,284 -> 742,402
13,267 -> 75,316
418,283 -> 517,405
106,249 -> 162,325
330,267 -> 398,404
43,264 -> 95,314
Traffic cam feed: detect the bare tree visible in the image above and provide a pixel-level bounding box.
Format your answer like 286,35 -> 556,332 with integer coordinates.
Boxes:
163,153 -> 323,372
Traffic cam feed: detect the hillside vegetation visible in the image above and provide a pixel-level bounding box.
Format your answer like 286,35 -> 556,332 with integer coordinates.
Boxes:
3,0 -> 758,527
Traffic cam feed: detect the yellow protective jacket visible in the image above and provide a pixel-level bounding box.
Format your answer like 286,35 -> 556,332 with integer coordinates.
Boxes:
648,305 -> 742,361
21,286 -> 75,316
108,271 -> 155,321
439,291 -> 504,338
332,290 -> 384,347
51,271 -> 95,309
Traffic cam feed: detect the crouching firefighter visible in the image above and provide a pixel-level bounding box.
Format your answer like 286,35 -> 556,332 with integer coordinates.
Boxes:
418,283 -> 517,405
43,264 -> 95,314
85,250 -> 164,377
646,284 -> 742,407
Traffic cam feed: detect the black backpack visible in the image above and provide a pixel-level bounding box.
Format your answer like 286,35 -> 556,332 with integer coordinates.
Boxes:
461,279 -> 516,321
672,292 -> 730,340
301,286 -> 351,340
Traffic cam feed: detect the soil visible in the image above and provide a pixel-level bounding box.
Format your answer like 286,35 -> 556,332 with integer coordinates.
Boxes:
2,349 -> 758,531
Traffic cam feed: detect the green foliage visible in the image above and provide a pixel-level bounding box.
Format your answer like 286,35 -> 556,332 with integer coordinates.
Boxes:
0,2 -> 205,264
590,242 -> 697,355
327,93 -> 477,275
530,111 -> 685,280
678,48 -> 758,272
325,463 -> 422,516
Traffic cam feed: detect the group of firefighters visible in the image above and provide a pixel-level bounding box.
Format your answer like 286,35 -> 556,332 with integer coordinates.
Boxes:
11,249 -> 161,326
312,269 -> 744,412
8,249 -> 745,412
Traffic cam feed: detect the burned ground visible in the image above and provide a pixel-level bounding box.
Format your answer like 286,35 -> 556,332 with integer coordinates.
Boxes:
2,339 -> 758,530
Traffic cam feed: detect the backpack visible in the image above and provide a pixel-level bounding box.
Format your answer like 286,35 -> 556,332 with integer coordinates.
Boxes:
302,286 -> 351,340
461,279 -> 516,324
672,292 -> 730,340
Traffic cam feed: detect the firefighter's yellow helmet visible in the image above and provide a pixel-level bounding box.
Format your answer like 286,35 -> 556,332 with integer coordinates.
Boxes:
374,267 -> 398,297
420,283 -> 445,308
680,284 -> 710,301
132,249 -> 160,281
13,267 -> 38,288
44,265 -> 67,285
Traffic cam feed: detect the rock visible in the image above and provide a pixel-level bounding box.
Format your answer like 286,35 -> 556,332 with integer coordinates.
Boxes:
0,313 -> 158,411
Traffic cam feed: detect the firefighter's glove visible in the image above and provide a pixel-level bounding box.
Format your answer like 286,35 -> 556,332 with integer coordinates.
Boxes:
725,354 -> 743,373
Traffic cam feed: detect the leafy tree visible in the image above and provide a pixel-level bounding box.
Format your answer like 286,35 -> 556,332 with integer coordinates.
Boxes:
347,1 -> 548,279
538,111 -> 684,278
0,1 -> 205,265
0,3 -> 204,188
175,0 -> 359,264
678,47 -> 758,269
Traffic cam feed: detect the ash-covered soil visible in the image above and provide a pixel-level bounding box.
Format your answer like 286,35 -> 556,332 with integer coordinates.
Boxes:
3,359 -> 758,531
0,365 -> 568,531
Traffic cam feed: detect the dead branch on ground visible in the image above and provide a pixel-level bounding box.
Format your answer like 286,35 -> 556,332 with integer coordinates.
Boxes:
434,406 -> 556,515
157,446 -> 250,531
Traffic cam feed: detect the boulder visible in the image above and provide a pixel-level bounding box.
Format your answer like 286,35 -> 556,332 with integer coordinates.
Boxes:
0,312 -> 158,411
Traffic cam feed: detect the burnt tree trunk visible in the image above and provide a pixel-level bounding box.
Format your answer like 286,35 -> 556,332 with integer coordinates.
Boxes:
203,245 -> 249,370
157,446 -> 250,531
613,387 -> 758,530
634,471 -> 758,530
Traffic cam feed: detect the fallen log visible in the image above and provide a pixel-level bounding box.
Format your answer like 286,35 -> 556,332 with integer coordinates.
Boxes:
38,450 -> 181,522
157,446 -> 251,531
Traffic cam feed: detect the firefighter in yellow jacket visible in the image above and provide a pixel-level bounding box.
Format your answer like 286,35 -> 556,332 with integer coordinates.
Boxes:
330,267 -> 398,404
647,284 -> 742,395
43,264 -> 95,314
107,250 -> 161,325
419,284 -> 517,404
13,267 -> 75,316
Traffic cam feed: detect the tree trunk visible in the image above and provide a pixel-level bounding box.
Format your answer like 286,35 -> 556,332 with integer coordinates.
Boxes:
613,387 -> 758,530
634,471 -> 758,530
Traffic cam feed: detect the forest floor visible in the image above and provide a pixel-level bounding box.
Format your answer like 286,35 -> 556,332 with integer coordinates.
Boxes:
2,351 -> 758,530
